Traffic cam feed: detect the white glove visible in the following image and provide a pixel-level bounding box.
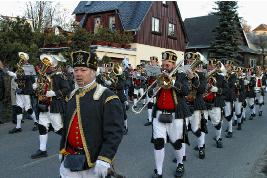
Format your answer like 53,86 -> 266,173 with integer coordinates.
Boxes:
210,86 -> 218,93
7,71 -> 17,78
94,160 -> 110,178
105,80 -> 112,86
244,80 -> 249,85
32,83 -> 38,90
59,154 -> 62,162
46,90 -> 56,97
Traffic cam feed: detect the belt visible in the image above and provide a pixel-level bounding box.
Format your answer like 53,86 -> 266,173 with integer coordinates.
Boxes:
67,143 -> 85,154
157,109 -> 175,114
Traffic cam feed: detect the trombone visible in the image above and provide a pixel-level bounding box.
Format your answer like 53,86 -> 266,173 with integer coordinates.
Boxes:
131,58 -> 184,114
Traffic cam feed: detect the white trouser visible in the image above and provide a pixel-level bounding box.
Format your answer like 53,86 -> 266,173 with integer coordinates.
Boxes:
133,88 -> 145,106
60,160 -> 98,178
224,101 -> 233,118
256,92 -> 264,104
207,107 -> 222,140
16,94 -> 32,111
153,111 -> 184,143
188,110 -> 202,133
38,112 -> 62,132
234,100 -> 242,123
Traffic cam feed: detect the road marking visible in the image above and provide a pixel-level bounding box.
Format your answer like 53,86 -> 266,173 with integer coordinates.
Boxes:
14,154 -> 58,170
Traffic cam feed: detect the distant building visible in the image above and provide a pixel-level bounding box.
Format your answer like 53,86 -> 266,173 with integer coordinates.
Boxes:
73,1 -> 187,67
184,14 -> 259,67
252,24 -> 267,35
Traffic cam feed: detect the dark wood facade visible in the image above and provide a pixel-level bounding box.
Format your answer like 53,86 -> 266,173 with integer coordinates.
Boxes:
75,2 -> 186,52
135,1 -> 186,51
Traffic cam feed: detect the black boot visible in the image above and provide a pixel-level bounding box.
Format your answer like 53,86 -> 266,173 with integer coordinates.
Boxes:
237,123 -> 242,130
152,169 -> 162,178
31,149 -> 48,159
225,132 -> 233,138
175,163 -> 184,177
232,120 -> 237,126
259,111 -> 263,116
32,122 -> 38,131
144,121 -> 152,126
216,138 -> 223,148
9,128 -> 22,134
123,127 -> 128,135
199,147 -> 205,159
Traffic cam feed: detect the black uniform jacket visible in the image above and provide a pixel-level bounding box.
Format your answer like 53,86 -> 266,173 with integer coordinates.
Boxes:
49,72 -> 71,114
60,82 -> 124,168
245,76 -> 256,98
212,73 -> 227,108
191,71 -> 207,111
152,72 -> 191,119
235,77 -> 246,102
224,72 -> 237,102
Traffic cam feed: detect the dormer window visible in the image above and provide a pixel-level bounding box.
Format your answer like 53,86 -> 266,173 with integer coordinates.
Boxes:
109,16 -> 116,31
94,17 -> 101,33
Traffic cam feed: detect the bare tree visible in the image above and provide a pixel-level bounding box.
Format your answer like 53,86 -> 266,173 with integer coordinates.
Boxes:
24,1 -> 73,32
241,19 -> 251,33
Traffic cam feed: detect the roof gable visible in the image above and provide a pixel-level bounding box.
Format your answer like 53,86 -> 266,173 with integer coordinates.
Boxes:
73,1 -> 153,31
184,14 -> 248,49
252,24 -> 267,32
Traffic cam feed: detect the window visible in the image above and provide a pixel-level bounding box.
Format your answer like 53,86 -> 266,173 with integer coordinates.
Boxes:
109,16 -> 116,31
162,1 -> 167,4
249,58 -> 256,67
94,17 -> 101,33
168,23 -> 175,36
152,17 -> 160,32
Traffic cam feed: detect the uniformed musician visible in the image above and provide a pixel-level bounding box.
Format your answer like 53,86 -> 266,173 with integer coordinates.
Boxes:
59,50 -> 124,178
152,51 -> 191,178
31,54 -> 71,159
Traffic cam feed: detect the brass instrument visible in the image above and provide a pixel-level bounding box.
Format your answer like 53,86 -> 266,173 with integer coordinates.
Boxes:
132,57 -> 184,114
185,52 -> 208,103
102,63 -> 123,85
36,54 -> 58,104
203,61 -> 226,102
16,52 -> 29,89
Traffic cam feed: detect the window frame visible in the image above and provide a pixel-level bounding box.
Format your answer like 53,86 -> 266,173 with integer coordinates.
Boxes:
109,15 -> 116,31
167,22 -> 176,38
151,17 -> 161,35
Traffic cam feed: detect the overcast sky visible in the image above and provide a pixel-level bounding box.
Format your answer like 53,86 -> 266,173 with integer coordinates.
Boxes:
0,0 -> 266,30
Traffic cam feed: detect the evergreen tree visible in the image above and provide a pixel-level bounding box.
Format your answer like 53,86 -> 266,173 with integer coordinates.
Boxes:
209,1 -> 242,62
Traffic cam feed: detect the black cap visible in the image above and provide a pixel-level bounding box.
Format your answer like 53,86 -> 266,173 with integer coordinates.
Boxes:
71,50 -> 98,70
162,51 -> 177,63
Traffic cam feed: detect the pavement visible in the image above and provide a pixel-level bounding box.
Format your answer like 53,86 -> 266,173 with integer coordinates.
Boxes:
1,102 -> 267,178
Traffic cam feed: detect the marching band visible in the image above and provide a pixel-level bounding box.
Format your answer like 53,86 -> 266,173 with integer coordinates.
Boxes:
1,49 -> 267,178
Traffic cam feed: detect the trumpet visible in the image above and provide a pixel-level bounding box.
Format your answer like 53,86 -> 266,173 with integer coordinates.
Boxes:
131,57 -> 184,114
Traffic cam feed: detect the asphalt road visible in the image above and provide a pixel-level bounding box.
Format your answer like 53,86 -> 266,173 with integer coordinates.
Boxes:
1,102 -> 267,178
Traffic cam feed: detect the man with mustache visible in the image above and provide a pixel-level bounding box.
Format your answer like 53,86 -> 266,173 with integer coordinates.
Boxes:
59,50 -> 124,178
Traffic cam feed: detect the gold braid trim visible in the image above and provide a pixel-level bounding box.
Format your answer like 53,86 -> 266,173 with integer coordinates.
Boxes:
79,83 -> 97,97
63,109 -> 77,151
76,94 -> 94,168
97,156 -> 112,164
105,95 -> 119,104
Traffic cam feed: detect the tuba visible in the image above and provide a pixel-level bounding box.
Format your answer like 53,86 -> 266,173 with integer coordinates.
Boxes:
36,54 -> 58,104
16,52 -> 29,89
203,61 -> 226,102
106,63 -> 123,84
